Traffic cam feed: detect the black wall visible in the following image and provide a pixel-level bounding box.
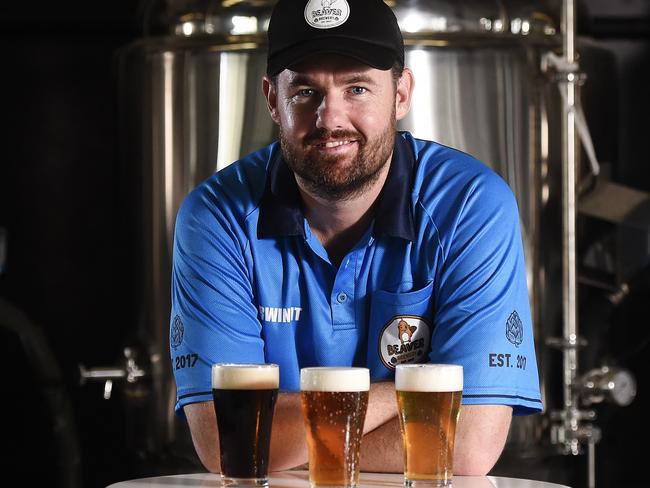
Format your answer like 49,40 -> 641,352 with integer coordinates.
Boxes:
579,2 -> 650,487
0,2 -> 142,487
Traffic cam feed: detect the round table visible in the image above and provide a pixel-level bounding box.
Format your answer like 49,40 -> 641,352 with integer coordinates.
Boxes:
106,470 -> 571,488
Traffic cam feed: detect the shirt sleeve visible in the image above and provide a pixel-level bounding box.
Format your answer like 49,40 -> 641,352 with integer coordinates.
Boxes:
429,169 -> 543,415
170,183 -> 264,415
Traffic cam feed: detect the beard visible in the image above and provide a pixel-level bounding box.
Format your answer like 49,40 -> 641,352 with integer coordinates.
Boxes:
279,111 -> 396,201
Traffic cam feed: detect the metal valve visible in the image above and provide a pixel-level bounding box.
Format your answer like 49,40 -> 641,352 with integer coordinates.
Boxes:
578,365 -> 637,407
78,347 -> 147,400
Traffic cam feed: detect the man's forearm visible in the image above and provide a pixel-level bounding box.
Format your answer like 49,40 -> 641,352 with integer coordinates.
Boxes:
272,382 -> 399,470
359,382 -> 402,473
186,382 -> 400,472
453,405 -> 512,475
359,405 -> 513,476
363,381 -> 398,433
186,386 -> 511,476
185,393 -> 309,473
360,417 -> 403,472
269,392 -> 309,470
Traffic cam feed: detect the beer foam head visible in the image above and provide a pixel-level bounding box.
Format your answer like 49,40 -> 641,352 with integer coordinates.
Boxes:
395,364 -> 463,392
212,363 -> 279,390
300,367 -> 370,392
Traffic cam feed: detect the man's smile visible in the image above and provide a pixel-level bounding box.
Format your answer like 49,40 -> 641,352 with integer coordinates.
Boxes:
310,139 -> 360,155
318,140 -> 355,148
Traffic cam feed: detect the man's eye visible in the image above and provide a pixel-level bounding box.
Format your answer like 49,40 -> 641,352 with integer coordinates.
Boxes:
297,89 -> 315,97
351,86 -> 367,95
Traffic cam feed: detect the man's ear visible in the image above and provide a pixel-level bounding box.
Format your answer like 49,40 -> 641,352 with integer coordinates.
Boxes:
262,76 -> 280,125
395,68 -> 415,121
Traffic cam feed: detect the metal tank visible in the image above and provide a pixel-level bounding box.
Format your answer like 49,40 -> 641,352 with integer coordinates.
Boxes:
96,0 -> 573,474
393,0 -> 563,460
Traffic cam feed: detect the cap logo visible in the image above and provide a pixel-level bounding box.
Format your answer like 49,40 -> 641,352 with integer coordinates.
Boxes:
304,0 -> 350,29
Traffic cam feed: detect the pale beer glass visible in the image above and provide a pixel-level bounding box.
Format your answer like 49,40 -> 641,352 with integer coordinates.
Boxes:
300,367 -> 370,488
212,363 -> 279,487
395,364 -> 463,487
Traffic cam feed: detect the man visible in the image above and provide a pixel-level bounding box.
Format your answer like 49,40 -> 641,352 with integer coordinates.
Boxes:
170,0 -> 543,475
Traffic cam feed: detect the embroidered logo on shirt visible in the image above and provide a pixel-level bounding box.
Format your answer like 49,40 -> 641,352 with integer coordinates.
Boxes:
378,316 -> 431,370
259,306 -> 303,324
506,310 -> 523,347
170,315 -> 184,350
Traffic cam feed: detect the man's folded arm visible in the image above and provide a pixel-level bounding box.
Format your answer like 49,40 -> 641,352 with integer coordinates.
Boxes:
184,381 -> 402,473
185,381 -> 511,476
360,403 -> 512,475
184,392 -> 308,473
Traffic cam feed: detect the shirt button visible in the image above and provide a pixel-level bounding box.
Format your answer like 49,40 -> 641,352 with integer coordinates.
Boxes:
336,292 -> 348,303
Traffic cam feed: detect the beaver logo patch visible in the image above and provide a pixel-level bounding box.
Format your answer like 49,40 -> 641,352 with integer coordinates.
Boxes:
378,315 -> 431,370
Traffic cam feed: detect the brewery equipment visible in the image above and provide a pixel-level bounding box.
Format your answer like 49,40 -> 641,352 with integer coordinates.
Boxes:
77,0 -> 637,485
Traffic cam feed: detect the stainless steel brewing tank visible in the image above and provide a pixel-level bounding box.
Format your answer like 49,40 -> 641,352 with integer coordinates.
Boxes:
118,0 -> 562,463
118,37 -> 277,461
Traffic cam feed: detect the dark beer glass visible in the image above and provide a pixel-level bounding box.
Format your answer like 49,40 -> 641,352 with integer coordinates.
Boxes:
300,367 -> 370,488
212,363 -> 279,487
396,364 -> 463,488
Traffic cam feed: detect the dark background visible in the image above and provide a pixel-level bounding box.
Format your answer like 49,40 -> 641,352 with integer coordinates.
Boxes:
1,1 -> 649,487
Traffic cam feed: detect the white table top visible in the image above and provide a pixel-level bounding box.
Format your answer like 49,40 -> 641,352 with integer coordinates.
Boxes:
106,470 -> 571,488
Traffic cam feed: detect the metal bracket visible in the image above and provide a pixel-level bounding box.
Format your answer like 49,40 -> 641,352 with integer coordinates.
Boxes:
78,347 -> 147,400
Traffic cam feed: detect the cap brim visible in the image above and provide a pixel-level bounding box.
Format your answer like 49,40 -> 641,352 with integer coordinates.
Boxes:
267,37 -> 398,76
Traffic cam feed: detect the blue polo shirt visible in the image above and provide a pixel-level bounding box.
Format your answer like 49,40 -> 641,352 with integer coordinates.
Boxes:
170,132 -> 543,416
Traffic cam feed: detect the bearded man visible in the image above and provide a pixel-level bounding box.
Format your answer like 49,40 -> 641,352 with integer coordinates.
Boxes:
170,0 -> 542,475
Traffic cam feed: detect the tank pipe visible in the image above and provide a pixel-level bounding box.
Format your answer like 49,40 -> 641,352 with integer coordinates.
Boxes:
546,2 -> 609,468
561,0 -> 579,431
587,437 -> 596,488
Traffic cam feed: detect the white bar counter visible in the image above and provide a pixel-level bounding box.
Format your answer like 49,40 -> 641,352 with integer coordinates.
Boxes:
107,470 -> 571,488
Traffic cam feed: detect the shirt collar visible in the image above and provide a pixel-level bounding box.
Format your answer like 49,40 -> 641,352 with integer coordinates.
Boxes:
257,133 -> 415,242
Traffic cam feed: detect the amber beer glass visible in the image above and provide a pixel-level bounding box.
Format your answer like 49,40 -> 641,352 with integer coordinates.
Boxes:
300,367 -> 370,487
211,363 -> 279,487
396,364 -> 463,487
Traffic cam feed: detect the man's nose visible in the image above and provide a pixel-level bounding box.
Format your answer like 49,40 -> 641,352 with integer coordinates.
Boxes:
315,94 -> 347,131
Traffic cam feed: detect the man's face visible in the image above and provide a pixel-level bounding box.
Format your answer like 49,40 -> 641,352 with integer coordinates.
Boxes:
265,55 -> 410,200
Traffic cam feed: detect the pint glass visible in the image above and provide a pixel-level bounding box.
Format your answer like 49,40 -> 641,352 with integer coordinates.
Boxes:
395,364 -> 463,487
212,363 -> 279,487
300,367 -> 370,488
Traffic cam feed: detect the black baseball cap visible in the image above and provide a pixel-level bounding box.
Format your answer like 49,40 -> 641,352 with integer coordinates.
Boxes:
266,0 -> 404,76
